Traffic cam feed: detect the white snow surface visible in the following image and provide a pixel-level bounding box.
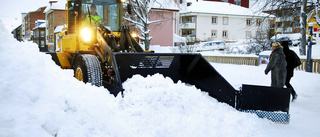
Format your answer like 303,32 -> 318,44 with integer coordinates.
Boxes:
180,1 -> 272,17
1,22 -> 320,136
43,0 -> 67,13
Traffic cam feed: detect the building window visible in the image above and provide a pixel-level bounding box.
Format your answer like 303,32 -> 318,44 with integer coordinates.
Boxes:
223,17 -> 228,25
183,16 -> 194,23
34,30 -> 38,38
234,0 -> 241,6
246,18 -> 252,26
246,31 -> 252,39
41,40 -> 45,47
221,0 -> 228,2
270,23 -> 276,29
211,30 -> 217,38
256,31 -> 261,39
212,16 -> 217,24
256,19 -> 262,26
222,30 -> 228,38
40,31 -> 44,37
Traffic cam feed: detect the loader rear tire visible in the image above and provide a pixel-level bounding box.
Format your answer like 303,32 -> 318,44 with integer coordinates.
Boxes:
74,54 -> 102,87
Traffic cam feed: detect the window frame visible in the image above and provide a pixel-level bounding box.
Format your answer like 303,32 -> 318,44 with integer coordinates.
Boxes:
246,31 -> 252,39
222,30 -> 228,38
223,17 -> 229,25
256,31 -> 261,39
212,16 -> 218,25
256,19 -> 262,26
211,29 -> 217,38
246,18 -> 252,26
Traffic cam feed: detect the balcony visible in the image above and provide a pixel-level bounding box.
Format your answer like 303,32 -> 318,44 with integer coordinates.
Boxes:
277,27 -> 293,33
275,16 -> 294,22
180,22 -> 196,29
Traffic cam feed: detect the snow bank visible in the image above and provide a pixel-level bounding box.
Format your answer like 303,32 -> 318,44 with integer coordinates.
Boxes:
0,20 -> 267,137
1,19 -> 320,137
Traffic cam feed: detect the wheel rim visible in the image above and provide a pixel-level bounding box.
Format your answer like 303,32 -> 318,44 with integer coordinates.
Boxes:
75,67 -> 83,81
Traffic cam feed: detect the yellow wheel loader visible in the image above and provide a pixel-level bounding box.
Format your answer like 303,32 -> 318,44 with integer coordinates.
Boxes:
50,0 -> 291,123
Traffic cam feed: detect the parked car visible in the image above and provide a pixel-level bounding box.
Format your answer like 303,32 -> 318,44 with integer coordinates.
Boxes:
275,37 -> 293,46
275,36 -> 316,47
196,40 -> 227,51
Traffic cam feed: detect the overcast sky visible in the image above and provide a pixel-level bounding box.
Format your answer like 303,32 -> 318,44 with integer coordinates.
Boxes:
0,0 -> 50,32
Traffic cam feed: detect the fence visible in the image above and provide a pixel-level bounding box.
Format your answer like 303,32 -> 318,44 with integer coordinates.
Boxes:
203,56 -> 259,66
296,59 -> 320,73
203,56 -> 320,74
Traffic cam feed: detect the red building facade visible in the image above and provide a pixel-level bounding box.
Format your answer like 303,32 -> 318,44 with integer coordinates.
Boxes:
24,7 -> 46,40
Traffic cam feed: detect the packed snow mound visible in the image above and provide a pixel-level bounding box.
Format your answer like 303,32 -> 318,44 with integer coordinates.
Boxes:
0,26 -> 268,137
121,74 -> 263,136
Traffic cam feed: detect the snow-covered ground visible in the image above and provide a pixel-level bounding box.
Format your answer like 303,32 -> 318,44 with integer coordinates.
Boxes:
1,21 -> 320,137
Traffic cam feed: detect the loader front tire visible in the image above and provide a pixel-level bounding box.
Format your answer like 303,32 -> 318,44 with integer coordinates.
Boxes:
74,54 -> 102,87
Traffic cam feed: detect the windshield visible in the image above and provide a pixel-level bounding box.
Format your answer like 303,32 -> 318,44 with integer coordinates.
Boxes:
81,0 -> 120,31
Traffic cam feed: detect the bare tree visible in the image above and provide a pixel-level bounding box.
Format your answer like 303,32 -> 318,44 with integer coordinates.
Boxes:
300,0 -> 307,55
124,0 -> 176,51
250,0 -> 319,55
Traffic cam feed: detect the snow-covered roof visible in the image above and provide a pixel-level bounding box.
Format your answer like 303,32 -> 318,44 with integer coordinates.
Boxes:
44,0 -> 67,13
152,0 -> 179,11
36,20 -> 46,22
54,24 -> 67,33
33,23 -> 46,30
181,1 -> 273,17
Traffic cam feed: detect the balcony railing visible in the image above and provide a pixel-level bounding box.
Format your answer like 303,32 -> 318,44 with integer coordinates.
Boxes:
275,16 -> 294,22
180,22 -> 196,29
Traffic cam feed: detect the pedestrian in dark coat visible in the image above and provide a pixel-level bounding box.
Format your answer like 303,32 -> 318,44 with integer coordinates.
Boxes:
265,42 -> 287,88
280,41 -> 300,101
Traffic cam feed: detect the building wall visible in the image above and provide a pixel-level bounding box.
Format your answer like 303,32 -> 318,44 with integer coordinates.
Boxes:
47,11 -> 54,44
21,13 -> 27,36
46,10 -> 65,45
24,7 -> 46,40
148,11 -> 176,46
189,14 -> 270,41
33,28 -> 47,51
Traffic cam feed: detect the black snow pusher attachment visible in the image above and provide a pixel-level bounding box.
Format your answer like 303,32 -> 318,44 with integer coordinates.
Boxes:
104,53 -> 291,123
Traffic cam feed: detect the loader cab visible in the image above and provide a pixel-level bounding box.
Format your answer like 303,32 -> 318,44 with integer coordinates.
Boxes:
67,0 -> 123,33
81,0 -> 123,31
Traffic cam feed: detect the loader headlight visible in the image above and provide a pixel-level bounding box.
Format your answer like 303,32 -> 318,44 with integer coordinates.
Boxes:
81,28 -> 92,42
131,33 -> 137,38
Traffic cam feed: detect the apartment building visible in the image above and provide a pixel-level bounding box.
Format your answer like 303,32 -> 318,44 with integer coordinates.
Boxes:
24,7 -> 46,41
180,1 -> 273,43
33,20 -> 47,51
44,0 -> 66,49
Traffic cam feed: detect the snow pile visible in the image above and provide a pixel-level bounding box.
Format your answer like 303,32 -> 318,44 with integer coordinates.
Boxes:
0,23 -> 265,137
1,19 -> 320,137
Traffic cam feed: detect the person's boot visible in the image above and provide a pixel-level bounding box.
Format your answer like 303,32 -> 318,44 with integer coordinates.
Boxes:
292,94 -> 298,102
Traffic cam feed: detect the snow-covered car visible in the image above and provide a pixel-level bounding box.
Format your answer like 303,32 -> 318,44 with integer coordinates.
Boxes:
276,37 -> 293,46
196,40 -> 226,51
